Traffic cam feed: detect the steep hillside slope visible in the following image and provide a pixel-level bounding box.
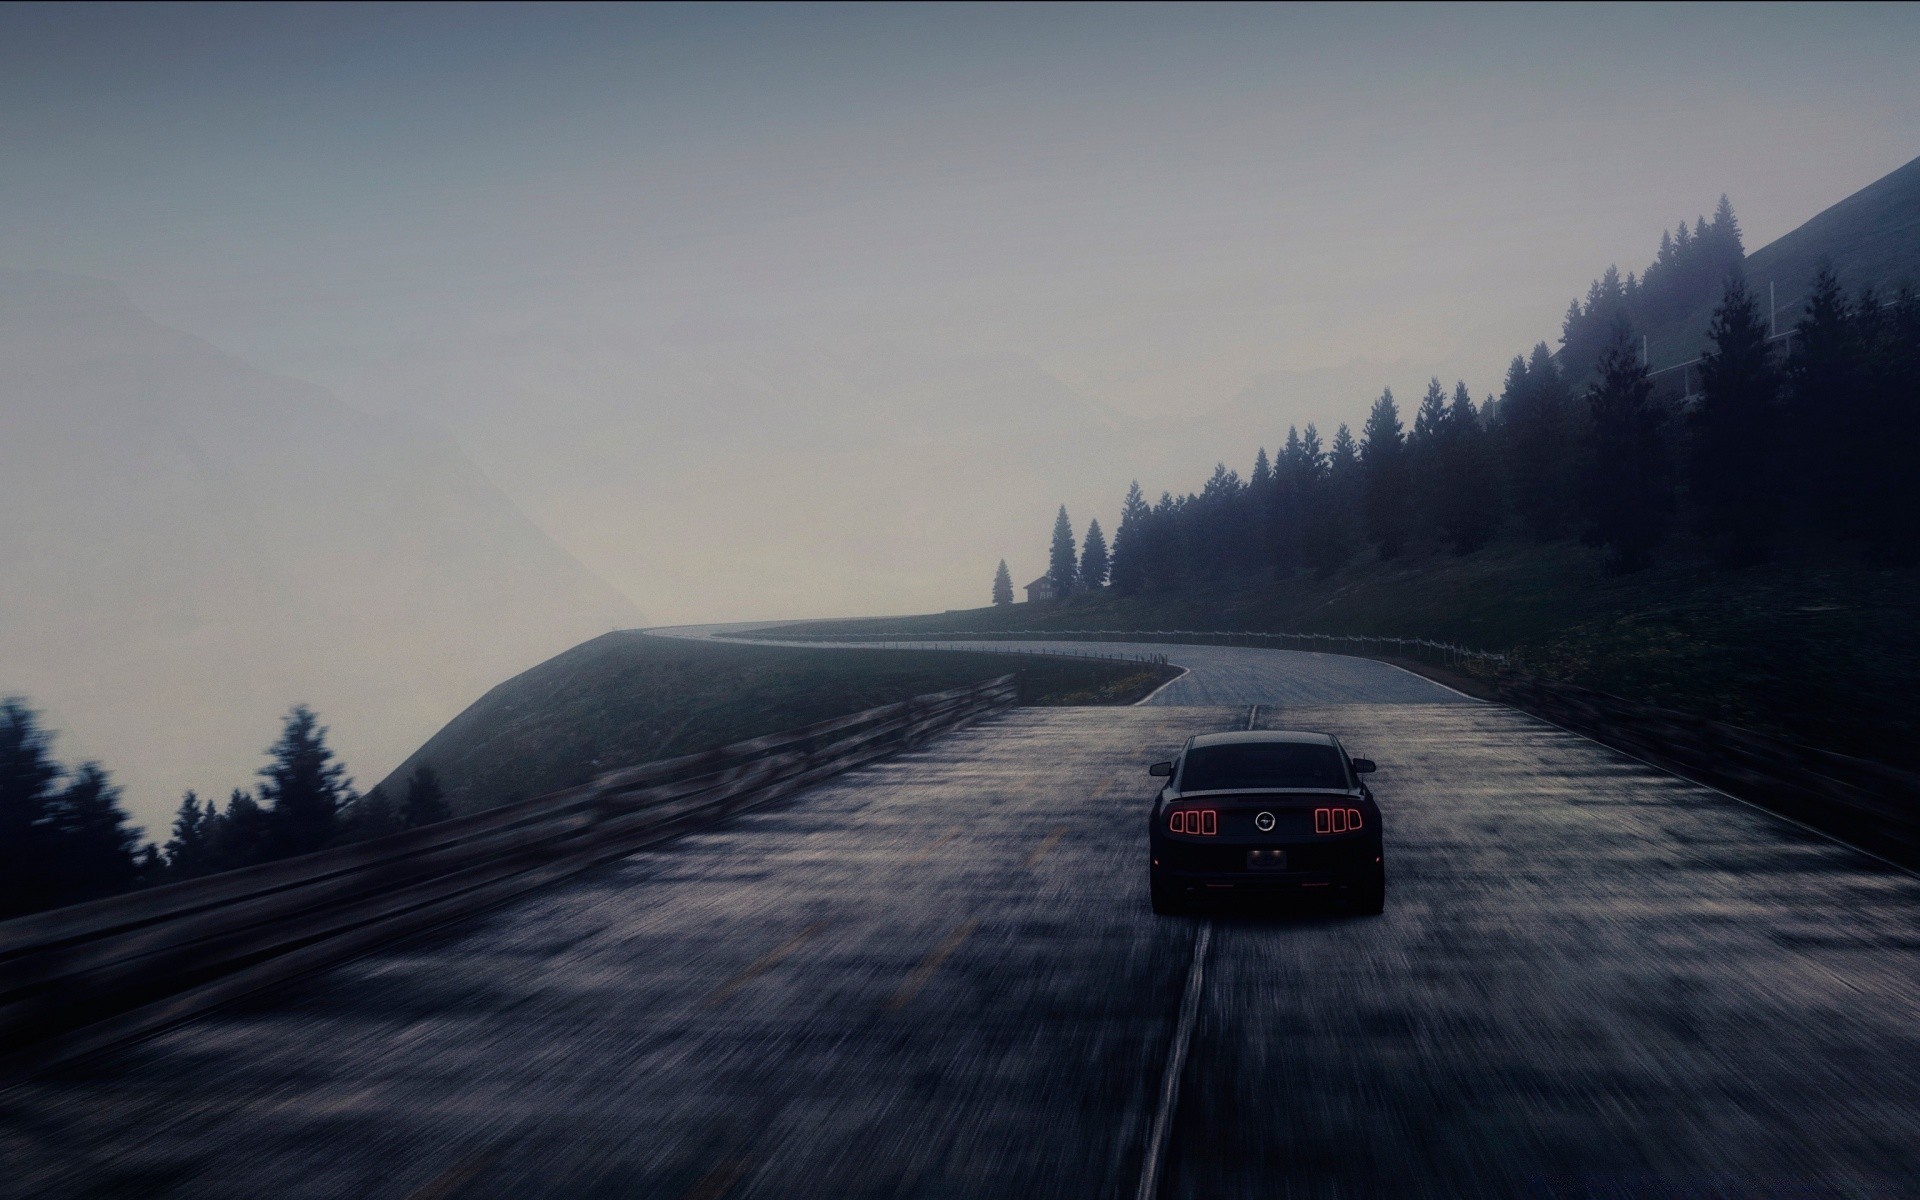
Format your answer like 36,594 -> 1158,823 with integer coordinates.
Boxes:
0,270 -> 641,831
1645,154 -> 1920,367
754,543 -> 1920,769
378,632 -> 1176,815
1747,154 -> 1920,304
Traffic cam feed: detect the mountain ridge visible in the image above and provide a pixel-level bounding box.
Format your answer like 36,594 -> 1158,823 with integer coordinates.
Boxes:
0,269 -> 644,832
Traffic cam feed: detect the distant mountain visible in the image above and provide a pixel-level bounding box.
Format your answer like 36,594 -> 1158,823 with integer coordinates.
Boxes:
347,326 -> 1141,624
0,271 -> 642,832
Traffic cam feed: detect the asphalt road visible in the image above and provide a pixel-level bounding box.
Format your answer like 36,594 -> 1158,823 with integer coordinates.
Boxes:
645,624 -> 1468,707
7,642 -> 1920,1198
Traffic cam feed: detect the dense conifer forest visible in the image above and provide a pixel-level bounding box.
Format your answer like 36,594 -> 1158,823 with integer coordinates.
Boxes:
1022,202 -> 1920,600
0,699 -> 448,919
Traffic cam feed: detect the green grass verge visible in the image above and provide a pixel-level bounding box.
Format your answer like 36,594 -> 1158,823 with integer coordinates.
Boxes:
754,540 -> 1920,768
379,632 -> 1177,816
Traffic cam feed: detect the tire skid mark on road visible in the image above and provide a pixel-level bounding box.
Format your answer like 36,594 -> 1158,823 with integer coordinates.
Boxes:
403,1148 -> 500,1200
680,1159 -> 749,1200
701,922 -> 831,1009
1024,826 -> 1069,867
905,828 -> 963,864
886,918 -> 982,1012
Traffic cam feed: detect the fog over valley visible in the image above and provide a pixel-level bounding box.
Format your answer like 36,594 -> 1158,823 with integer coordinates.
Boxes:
4,3 -> 1919,829
0,271 -> 638,827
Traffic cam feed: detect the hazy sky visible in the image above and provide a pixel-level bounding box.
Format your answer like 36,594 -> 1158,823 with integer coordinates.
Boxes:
6,2 -> 1919,621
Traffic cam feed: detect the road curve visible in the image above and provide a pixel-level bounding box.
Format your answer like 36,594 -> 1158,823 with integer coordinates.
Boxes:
645,624 -> 1470,707
8,648 -> 1920,1197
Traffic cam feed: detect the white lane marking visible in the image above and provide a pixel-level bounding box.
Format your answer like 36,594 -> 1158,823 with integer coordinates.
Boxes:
1134,666 -> 1193,706
1365,656 -> 1481,701
1247,704 -> 1259,730
1135,921 -> 1211,1200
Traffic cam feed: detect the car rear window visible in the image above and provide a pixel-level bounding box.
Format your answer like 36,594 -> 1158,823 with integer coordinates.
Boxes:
1180,743 -> 1348,791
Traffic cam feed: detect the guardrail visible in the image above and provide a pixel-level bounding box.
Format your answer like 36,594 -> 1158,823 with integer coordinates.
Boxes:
1498,673 -> 1920,866
737,628 -> 1507,667
0,674 -> 1019,1078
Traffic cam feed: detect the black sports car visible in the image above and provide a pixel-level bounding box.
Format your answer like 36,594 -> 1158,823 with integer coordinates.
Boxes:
1147,730 -> 1384,914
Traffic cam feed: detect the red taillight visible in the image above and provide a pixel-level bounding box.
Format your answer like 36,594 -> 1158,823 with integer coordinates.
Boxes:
1168,808 -> 1218,835
1314,807 -> 1363,834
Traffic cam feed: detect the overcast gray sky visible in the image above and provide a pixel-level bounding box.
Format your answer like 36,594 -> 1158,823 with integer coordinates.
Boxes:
5,2 -> 1918,622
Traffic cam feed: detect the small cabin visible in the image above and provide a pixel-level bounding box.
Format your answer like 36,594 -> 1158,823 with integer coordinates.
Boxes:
1024,575 -> 1057,603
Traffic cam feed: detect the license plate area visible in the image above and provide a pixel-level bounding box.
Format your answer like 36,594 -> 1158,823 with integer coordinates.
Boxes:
1246,848 -> 1288,871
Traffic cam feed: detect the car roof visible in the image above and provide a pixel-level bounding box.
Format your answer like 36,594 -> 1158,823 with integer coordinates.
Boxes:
1187,730 -> 1337,749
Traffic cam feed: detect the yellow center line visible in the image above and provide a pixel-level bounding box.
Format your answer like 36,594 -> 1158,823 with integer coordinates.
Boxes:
906,828 -> 962,864
886,918 -> 980,1011
701,921 -> 829,1008
681,1160 -> 749,1200
1024,825 -> 1069,867
405,1150 -> 498,1200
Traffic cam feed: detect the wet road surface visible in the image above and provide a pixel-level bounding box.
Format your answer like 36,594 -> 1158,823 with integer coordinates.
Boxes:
7,646 -> 1920,1198
646,625 -> 1467,707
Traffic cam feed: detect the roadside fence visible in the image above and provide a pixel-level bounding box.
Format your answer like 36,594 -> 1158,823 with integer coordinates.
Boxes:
0,675 -> 1018,1079
1500,672 -> 1920,866
741,629 -> 1508,668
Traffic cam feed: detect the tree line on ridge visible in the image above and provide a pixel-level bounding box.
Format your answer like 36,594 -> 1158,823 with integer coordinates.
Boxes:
1003,200 -> 1920,601
1,700 -> 449,919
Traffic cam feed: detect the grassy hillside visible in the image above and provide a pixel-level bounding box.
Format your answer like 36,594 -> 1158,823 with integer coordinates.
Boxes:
758,539 -> 1920,769
1645,154 -> 1920,369
379,632 -> 1176,815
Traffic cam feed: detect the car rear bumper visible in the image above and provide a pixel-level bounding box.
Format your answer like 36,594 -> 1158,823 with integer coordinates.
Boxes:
1152,838 -> 1380,893
1155,867 -> 1376,894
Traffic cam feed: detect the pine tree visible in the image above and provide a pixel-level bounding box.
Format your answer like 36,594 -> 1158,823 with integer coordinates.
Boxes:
1328,423 -> 1359,476
1582,322 -> 1672,573
1856,285 -> 1920,561
404,766 -> 450,828
1047,506 -> 1077,596
1079,519 -> 1109,590
1,698 -> 63,917
1690,274 -> 1781,565
1438,382 -> 1498,554
1505,343 -> 1577,541
1146,491 -> 1183,590
991,559 -> 1014,606
1108,483 -> 1152,595
165,790 -> 220,879
1270,426 -> 1305,575
1297,425 -> 1326,477
1411,378 -> 1448,445
1560,299 -> 1584,361
341,784 -> 401,840
1191,463 -> 1249,576
1305,424 -> 1362,575
1710,195 -> 1744,260
1409,378 -> 1450,536
43,762 -> 140,906
213,788 -> 271,870
1786,262 -> 1859,536
1360,389 -> 1411,558
259,705 -> 352,857
135,844 -> 165,887
1248,449 -> 1274,577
